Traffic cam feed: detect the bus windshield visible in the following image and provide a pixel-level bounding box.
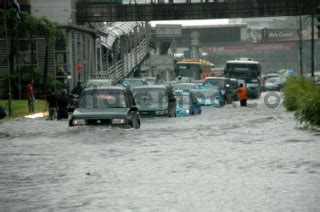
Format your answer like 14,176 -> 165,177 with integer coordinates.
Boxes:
175,60 -> 216,80
176,64 -> 201,80
225,63 -> 260,81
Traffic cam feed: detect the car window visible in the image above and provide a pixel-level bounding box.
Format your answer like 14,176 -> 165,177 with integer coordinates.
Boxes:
203,79 -> 225,88
86,80 -> 112,88
123,80 -> 144,87
79,90 -> 128,109
133,88 -> 168,104
175,94 -> 190,104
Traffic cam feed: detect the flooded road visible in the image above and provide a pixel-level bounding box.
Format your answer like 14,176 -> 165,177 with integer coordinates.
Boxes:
1,93 -> 319,211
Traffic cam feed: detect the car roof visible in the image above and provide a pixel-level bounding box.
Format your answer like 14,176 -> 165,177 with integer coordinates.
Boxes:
205,76 -> 225,79
172,82 -> 196,86
132,85 -> 167,90
87,79 -> 112,82
123,78 -> 144,81
174,90 -> 191,96
142,77 -> 156,80
226,58 -> 259,64
83,86 -> 127,92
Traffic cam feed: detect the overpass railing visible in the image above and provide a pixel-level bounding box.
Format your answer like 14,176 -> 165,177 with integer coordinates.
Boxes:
93,38 -> 148,83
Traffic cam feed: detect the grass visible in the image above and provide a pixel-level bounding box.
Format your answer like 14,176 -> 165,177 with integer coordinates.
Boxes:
0,99 -> 47,120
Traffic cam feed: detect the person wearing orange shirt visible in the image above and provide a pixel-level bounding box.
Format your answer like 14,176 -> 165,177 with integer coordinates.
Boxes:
236,83 -> 247,107
77,60 -> 82,81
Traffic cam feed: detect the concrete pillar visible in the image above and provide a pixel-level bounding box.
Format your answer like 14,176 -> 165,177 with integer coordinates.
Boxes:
190,31 -> 200,60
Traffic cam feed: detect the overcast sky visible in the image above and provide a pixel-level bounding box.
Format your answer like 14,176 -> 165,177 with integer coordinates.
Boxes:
150,19 -> 229,27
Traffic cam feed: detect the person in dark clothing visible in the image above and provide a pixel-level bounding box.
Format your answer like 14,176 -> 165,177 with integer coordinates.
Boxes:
0,105 -> 6,119
57,91 -> 69,120
72,82 -> 83,96
46,89 -> 57,120
71,82 -> 83,108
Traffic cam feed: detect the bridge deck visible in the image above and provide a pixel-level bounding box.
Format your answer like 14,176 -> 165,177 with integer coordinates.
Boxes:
76,0 -> 319,23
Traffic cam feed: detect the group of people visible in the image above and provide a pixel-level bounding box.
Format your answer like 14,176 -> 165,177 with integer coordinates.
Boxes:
26,79 -> 82,120
46,89 -> 69,120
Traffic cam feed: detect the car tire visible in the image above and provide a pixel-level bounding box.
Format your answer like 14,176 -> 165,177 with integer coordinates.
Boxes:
69,120 -> 73,127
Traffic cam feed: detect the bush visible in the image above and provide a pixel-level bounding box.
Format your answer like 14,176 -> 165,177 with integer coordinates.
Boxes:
2,70 -> 65,99
283,77 -> 320,126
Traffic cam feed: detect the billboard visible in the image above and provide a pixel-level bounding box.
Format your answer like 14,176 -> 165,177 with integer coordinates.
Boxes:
156,25 -> 182,38
265,28 -> 299,42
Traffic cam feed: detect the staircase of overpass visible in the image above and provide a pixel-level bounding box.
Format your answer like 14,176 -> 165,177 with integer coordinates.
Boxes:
93,22 -> 149,83
76,0 -> 319,22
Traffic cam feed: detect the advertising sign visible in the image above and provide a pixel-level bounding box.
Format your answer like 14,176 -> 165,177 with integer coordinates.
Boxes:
156,25 -> 182,38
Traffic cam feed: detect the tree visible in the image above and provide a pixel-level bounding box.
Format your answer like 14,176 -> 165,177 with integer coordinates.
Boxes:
1,9 -> 19,78
37,17 -> 65,91
19,12 -> 40,79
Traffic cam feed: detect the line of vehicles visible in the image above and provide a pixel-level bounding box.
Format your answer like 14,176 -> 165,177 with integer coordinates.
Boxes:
69,58 -> 262,129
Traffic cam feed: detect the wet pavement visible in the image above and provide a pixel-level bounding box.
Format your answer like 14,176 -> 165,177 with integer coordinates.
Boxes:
0,93 -> 319,211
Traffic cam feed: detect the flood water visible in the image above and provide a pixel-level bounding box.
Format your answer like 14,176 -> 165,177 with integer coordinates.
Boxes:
0,93 -> 319,211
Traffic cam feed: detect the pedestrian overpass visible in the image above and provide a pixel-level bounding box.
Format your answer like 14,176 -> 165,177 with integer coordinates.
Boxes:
92,22 -> 149,83
81,0 -> 319,83
76,0 -> 319,23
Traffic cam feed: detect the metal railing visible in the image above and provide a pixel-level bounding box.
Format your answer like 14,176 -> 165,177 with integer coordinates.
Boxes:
93,38 -> 148,83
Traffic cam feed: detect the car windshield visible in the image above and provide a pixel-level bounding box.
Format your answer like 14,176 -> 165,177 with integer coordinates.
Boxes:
145,79 -> 156,85
266,77 -> 281,83
79,90 -> 127,109
203,79 -> 225,89
172,83 -> 195,91
86,80 -> 112,88
133,88 -> 168,104
123,80 -> 145,87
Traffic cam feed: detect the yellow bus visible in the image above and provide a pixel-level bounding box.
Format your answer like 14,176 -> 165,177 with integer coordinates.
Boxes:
175,59 -> 215,80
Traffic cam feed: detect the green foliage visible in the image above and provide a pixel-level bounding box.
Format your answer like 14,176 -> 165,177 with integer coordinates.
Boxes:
47,74 -> 65,91
2,70 -> 65,99
19,12 -> 39,43
283,77 -> 320,126
283,77 -> 309,111
37,17 -> 64,47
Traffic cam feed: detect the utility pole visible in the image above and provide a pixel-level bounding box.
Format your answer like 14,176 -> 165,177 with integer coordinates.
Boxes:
299,16 -> 304,76
3,7 -> 13,116
311,13 -> 315,78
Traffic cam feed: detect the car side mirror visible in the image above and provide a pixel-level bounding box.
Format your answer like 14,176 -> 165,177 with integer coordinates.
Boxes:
68,106 -> 75,113
131,105 -> 138,111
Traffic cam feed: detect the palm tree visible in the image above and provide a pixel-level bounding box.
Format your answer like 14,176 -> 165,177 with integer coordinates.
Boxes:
19,12 -> 39,79
37,17 -> 65,91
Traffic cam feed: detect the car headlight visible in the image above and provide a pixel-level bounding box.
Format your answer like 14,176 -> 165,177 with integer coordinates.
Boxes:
112,118 -> 126,125
72,119 -> 85,126
155,111 -> 165,115
183,109 -> 190,114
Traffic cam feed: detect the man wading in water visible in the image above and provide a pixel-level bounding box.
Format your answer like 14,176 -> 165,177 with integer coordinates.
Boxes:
236,83 -> 247,107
